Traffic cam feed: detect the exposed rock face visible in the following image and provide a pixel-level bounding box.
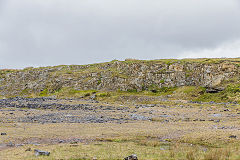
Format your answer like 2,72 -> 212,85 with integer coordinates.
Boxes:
0,59 -> 239,96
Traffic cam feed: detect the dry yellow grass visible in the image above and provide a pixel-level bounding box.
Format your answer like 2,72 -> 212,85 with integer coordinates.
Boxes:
0,97 -> 240,159
1,141 -> 240,160
1,121 -> 240,159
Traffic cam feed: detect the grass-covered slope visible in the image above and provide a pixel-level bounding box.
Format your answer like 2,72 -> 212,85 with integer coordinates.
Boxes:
0,58 -> 240,103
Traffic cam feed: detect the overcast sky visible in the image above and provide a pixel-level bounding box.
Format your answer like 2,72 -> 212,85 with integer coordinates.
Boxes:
0,0 -> 240,68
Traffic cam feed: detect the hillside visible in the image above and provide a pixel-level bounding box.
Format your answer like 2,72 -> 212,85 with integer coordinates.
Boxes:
1,58 -> 240,159
0,58 -> 240,103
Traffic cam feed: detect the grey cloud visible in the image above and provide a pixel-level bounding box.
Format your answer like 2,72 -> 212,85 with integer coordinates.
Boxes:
0,0 -> 240,68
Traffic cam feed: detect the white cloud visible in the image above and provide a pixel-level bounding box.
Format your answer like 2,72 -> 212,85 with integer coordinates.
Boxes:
179,39 -> 240,58
0,0 -> 240,68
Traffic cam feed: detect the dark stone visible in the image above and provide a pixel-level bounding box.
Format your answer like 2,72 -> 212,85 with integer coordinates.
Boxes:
206,87 -> 224,93
229,135 -> 237,139
58,140 -> 64,143
1,133 -> 7,135
124,154 -> 138,160
151,89 -> 157,93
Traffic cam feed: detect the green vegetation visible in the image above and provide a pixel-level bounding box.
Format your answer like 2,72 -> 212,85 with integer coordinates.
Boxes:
9,84 -> 240,104
39,89 -> 49,97
97,92 -> 111,97
0,69 -> 18,78
127,89 -> 138,93
160,79 -> 165,84
54,88 -> 97,98
123,57 -> 240,65
19,89 -> 30,96
195,84 -> 240,103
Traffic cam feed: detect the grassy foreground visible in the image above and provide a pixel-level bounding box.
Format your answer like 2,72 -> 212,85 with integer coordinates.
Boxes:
0,120 -> 240,159
2,141 -> 240,160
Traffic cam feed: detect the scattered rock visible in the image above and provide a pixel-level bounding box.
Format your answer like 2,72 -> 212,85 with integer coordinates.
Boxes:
202,148 -> 208,152
159,114 -> 171,118
16,144 -> 24,147
6,142 -> 14,147
211,114 -> 222,117
34,149 -> 50,156
70,144 -> 78,147
124,154 -> 138,160
58,140 -> 64,143
90,94 -> 96,99
25,148 -> 31,151
130,114 -> 149,121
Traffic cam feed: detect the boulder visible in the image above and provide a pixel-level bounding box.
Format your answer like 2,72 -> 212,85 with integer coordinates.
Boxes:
205,87 -> 224,93
90,94 -> 96,99
229,135 -> 237,139
124,154 -> 138,160
34,149 -> 50,156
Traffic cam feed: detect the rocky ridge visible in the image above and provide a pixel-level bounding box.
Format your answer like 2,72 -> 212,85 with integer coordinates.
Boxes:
0,58 -> 239,97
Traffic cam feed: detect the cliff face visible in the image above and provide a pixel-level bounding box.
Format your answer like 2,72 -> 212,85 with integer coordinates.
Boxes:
0,58 -> 239,97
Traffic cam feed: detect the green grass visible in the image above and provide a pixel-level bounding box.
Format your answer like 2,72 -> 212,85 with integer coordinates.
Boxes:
195,84 -> 240,103
19,89 -> 31,96
26,84 -> 240,104
39,89 -> 49,97
96,92 -> 111,97
2,140 -> 240,159
2,83 -> 239,104
54,88 -> 97,98
123,58 -> 240,65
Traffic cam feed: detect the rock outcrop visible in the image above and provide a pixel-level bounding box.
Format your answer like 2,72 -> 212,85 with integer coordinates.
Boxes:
0,58 -> 239,97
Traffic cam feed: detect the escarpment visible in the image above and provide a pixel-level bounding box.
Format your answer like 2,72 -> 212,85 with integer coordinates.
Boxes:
0,58 -> 239,97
